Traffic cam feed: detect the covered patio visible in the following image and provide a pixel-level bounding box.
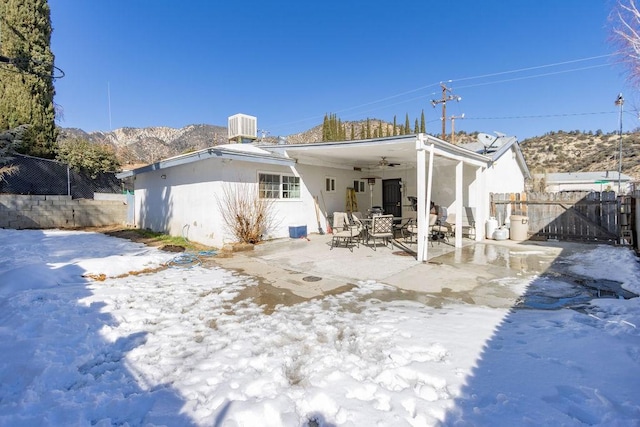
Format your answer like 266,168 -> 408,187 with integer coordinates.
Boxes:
266,134 -> 492,262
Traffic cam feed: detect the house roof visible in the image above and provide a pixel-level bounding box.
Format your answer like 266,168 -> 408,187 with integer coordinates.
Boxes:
117,133 -> 530,178
116,143 -> 295,178
459,135 -> 531,180
536,171 -> 634,184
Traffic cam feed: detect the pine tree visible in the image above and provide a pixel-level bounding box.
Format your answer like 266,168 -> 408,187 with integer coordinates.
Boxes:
393,116 -> 397,136
322,114 -> 329,141
350,124 -> 355,140
414,118 -> 419,133
366,118 -> 371,139
420,109 -> 426,133
404,114 -> 411,134
378,120 -> 383,138
0,0 -> 57,158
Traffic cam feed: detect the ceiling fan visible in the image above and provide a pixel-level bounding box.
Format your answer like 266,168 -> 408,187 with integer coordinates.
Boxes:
378,156 -> 400,168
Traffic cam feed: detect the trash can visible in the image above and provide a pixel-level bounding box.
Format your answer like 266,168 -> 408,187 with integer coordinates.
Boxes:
485,217 -> 498,240
509,215 -> 528,241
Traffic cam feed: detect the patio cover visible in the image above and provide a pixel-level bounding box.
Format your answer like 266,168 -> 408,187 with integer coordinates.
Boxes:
263,134 -> 492,262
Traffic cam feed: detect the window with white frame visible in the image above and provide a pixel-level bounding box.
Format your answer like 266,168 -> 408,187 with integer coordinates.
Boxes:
259,173 -> 300,199
282,175 -> 301,198
353,180 -> 365,193
325,177 -> 336,193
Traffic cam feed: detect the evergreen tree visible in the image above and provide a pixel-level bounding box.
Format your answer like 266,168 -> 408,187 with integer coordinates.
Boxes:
393,116 -> 397,136
322,114 -> 329,141
350,124 -> 355,140
414,118 -> 419,133
378,120 -> 383,138
420,109 -> 426,133
57,138 -> 121,179
366,118 -> 371,139
404,113 -> 410,134
0,0 -> 57,158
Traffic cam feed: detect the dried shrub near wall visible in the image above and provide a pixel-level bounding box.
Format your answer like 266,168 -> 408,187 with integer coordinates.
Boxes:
217,182 -> 276,244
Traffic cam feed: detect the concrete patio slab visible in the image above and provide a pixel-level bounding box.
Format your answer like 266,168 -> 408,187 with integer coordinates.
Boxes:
211,233 -> 595,309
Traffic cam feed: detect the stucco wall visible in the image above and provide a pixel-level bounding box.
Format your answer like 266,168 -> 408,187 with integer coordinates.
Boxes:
0,194 -> 127,229
484,149 -> 525,195
133,155 -> 397,247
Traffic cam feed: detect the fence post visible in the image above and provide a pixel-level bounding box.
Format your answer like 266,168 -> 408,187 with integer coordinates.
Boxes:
67,166 -> 71,196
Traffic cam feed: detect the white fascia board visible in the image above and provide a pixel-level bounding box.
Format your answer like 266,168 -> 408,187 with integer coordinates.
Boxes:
116,147 -> 295,179
421,134 -> 489,167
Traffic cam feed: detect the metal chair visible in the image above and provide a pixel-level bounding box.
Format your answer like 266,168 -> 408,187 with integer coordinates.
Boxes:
330,212 -> 362,251
431,207 -> 451,243
368,214 -> 394,250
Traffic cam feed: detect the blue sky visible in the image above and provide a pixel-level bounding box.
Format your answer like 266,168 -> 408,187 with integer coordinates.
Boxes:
50,0 -> 636,140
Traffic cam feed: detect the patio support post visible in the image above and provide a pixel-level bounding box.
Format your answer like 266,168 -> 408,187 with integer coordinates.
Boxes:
416,134 -> 434,262
455,160 -> 463,248
416,135 -> 426,262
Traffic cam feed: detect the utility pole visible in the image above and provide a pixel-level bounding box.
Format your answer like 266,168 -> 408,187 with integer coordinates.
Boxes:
450,113 -> 465,145
431,82 -> 462,141
615,93 -> 624,194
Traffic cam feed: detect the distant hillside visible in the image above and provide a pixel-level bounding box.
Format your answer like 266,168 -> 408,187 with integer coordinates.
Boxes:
58,124 -> 640,180
58,124 -> 228,166
519,130 -> 640,179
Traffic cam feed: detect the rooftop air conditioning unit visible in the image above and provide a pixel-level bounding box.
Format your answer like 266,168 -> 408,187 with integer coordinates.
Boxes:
228,113 -> 257,143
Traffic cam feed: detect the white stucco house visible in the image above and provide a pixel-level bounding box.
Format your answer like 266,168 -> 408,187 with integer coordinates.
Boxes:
117,132 -> 530,262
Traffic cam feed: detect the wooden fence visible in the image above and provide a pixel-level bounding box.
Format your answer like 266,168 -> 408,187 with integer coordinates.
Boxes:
490,191 -> 633,244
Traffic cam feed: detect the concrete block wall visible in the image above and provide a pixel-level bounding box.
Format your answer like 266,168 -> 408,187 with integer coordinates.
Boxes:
0,194 -> 127,229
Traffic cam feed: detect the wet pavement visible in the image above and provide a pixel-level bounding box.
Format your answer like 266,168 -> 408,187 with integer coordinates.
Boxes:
210,234 -> 636,310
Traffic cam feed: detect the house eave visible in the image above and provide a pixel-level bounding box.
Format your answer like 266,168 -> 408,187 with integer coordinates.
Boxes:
116,146 -> 296,179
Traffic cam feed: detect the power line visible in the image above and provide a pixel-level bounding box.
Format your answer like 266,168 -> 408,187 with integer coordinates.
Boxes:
451,54 -> 614,83
464,111 -> 617,120
455,64 -> 610,90
268,54 -> 615,134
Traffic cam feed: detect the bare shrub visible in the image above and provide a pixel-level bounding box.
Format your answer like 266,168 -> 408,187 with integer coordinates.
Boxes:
217,182 -> 277,244
0,165 -> 19,182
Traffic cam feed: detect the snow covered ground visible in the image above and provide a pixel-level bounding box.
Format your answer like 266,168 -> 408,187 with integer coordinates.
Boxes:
0,229 -> 639,426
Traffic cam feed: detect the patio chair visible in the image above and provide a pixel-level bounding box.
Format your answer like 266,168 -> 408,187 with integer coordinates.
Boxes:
368,214 -> 394,250
330,212 -> 362,251
347,212 -> 366,246
431,207 -> 451,243
395,211 -> 417,240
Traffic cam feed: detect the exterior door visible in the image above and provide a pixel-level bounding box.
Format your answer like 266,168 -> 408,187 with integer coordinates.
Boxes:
382,178 -> 402,218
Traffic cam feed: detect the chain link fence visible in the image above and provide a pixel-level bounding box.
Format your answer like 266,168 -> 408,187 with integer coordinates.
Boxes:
0,154 -> 129,199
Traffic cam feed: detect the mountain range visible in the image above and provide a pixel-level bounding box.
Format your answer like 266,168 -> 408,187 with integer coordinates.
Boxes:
58,123 -> 640,179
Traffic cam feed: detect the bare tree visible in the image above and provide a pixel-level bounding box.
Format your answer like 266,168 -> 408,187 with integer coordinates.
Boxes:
216,182 -> 278,244
613,0 -> 640,83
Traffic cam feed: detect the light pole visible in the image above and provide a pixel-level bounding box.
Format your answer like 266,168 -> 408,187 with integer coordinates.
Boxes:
615,93 -> 624,194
